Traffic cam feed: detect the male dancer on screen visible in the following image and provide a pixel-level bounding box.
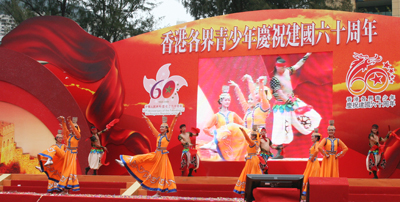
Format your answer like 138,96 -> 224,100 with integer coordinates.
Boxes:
178,124 -> 200,176
270,52 -> 322,159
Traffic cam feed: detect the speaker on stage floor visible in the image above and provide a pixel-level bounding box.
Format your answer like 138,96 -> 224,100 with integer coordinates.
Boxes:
244,174 -> 304,202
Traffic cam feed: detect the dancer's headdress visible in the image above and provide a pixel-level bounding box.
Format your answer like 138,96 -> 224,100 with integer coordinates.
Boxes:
276,56 -> 286,67
219,85 -> 231,101
71,117 -> 81,132
251,125 -> 260,143
161,116 -> 168,127
312,128 -> 321,137
56,129 -> 63,138
258,127 -> 266,134
327,120 -> 335,130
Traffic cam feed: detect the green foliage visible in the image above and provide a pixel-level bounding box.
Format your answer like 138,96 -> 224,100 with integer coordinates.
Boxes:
77,0 -> 158,42
180,0 -> 354,20
0,0 -> 160,42
0,0 -> 36,24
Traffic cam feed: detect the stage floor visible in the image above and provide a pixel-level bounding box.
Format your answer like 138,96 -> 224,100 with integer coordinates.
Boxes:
2,174 -> 400,202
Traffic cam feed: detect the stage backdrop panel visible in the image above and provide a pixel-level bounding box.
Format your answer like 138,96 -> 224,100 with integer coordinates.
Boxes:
0,9 -> 399,178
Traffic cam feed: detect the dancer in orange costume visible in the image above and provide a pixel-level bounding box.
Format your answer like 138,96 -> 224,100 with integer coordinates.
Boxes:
116,113 -> 180,198
229,76 -> 271,129
201,85 -> 247,161
233,127 -> 262,195
203,85 -> 244,136
367,124 -> 390,179
57,116 -> 81,192
36,128 -> 65,193
302,128 -> 321,195
318,120 -> 348,177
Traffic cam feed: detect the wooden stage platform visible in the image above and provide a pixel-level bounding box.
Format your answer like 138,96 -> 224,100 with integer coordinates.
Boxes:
1,174 -> 400,201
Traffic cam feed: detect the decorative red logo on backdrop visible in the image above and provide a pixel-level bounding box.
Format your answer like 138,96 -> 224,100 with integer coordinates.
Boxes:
142,63 -> 187,115
345,52 -> 396,109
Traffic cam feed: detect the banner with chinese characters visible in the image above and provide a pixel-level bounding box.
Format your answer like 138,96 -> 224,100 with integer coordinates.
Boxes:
112,9 -> 400,177
1,9 -> 399,178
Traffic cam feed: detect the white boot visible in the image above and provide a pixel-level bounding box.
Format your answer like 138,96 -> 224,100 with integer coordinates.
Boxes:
151,192 -> 161,198
115,159 -> 124,167
200,141 -> 217,152
44,158 -> 53,166
35,166 -> 43,172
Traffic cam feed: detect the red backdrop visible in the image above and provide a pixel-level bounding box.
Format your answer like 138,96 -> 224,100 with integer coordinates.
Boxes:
0,9 -> 399,178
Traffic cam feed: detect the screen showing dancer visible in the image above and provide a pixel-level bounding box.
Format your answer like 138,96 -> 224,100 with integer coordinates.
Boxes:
196,52 -> 333,161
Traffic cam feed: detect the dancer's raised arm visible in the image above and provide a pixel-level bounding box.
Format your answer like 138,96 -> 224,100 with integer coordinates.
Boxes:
142,114 -> 159,137
239,127 -> 254,146
242,74 -> 256,104
291,52 -> 312,72
229,80 -> 249,113
67,117 -> 81,140
258,77 -> 270,110
167,112 -> 180,140
58,116 -> 69,143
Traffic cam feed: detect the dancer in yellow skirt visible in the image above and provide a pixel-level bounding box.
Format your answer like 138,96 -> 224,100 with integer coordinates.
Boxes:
234,127 -> 262,195
302,128 -> 321,195
116,113 -> 180,198
318,120 -> 348,177
58,116 -> 81,192
201,85 -> 244,154
36,129 -> 65,192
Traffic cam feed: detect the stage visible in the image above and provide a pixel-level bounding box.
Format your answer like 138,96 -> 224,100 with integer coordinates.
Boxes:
1,174 -> 400,202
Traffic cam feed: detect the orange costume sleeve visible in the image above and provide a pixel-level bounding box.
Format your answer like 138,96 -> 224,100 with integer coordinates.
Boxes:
248,80 -> 256,104
311,141 -> 320,160
68,119 -> 81,139
338,139 -> 348,156
233,112 -> 245,125
240,128 -> 255,146
318,138 -> 327,156
232,85 -> 249,113
61,119 -> 70,143
258,81 -> 270,111
167,115 -> 178,141
203,114 -> 217,137
144,117 -> 159,137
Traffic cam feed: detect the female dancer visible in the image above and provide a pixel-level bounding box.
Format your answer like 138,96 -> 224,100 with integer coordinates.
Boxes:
57,116 -> 81,193
233,127 -> 262,195
201,85 -> 247,160
229,76 -> 271,129
202,85 -> 244,138
36,127 -> 65,193
318,120 -> 348,177
116,113 -> 180,198
302,128 -> 321,195
367,124 -> 390,178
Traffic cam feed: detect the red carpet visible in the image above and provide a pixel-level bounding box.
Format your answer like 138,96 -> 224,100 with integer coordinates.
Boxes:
3,180 -> 127,195
0,193 -> 243,202
3,174 -> 400,201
